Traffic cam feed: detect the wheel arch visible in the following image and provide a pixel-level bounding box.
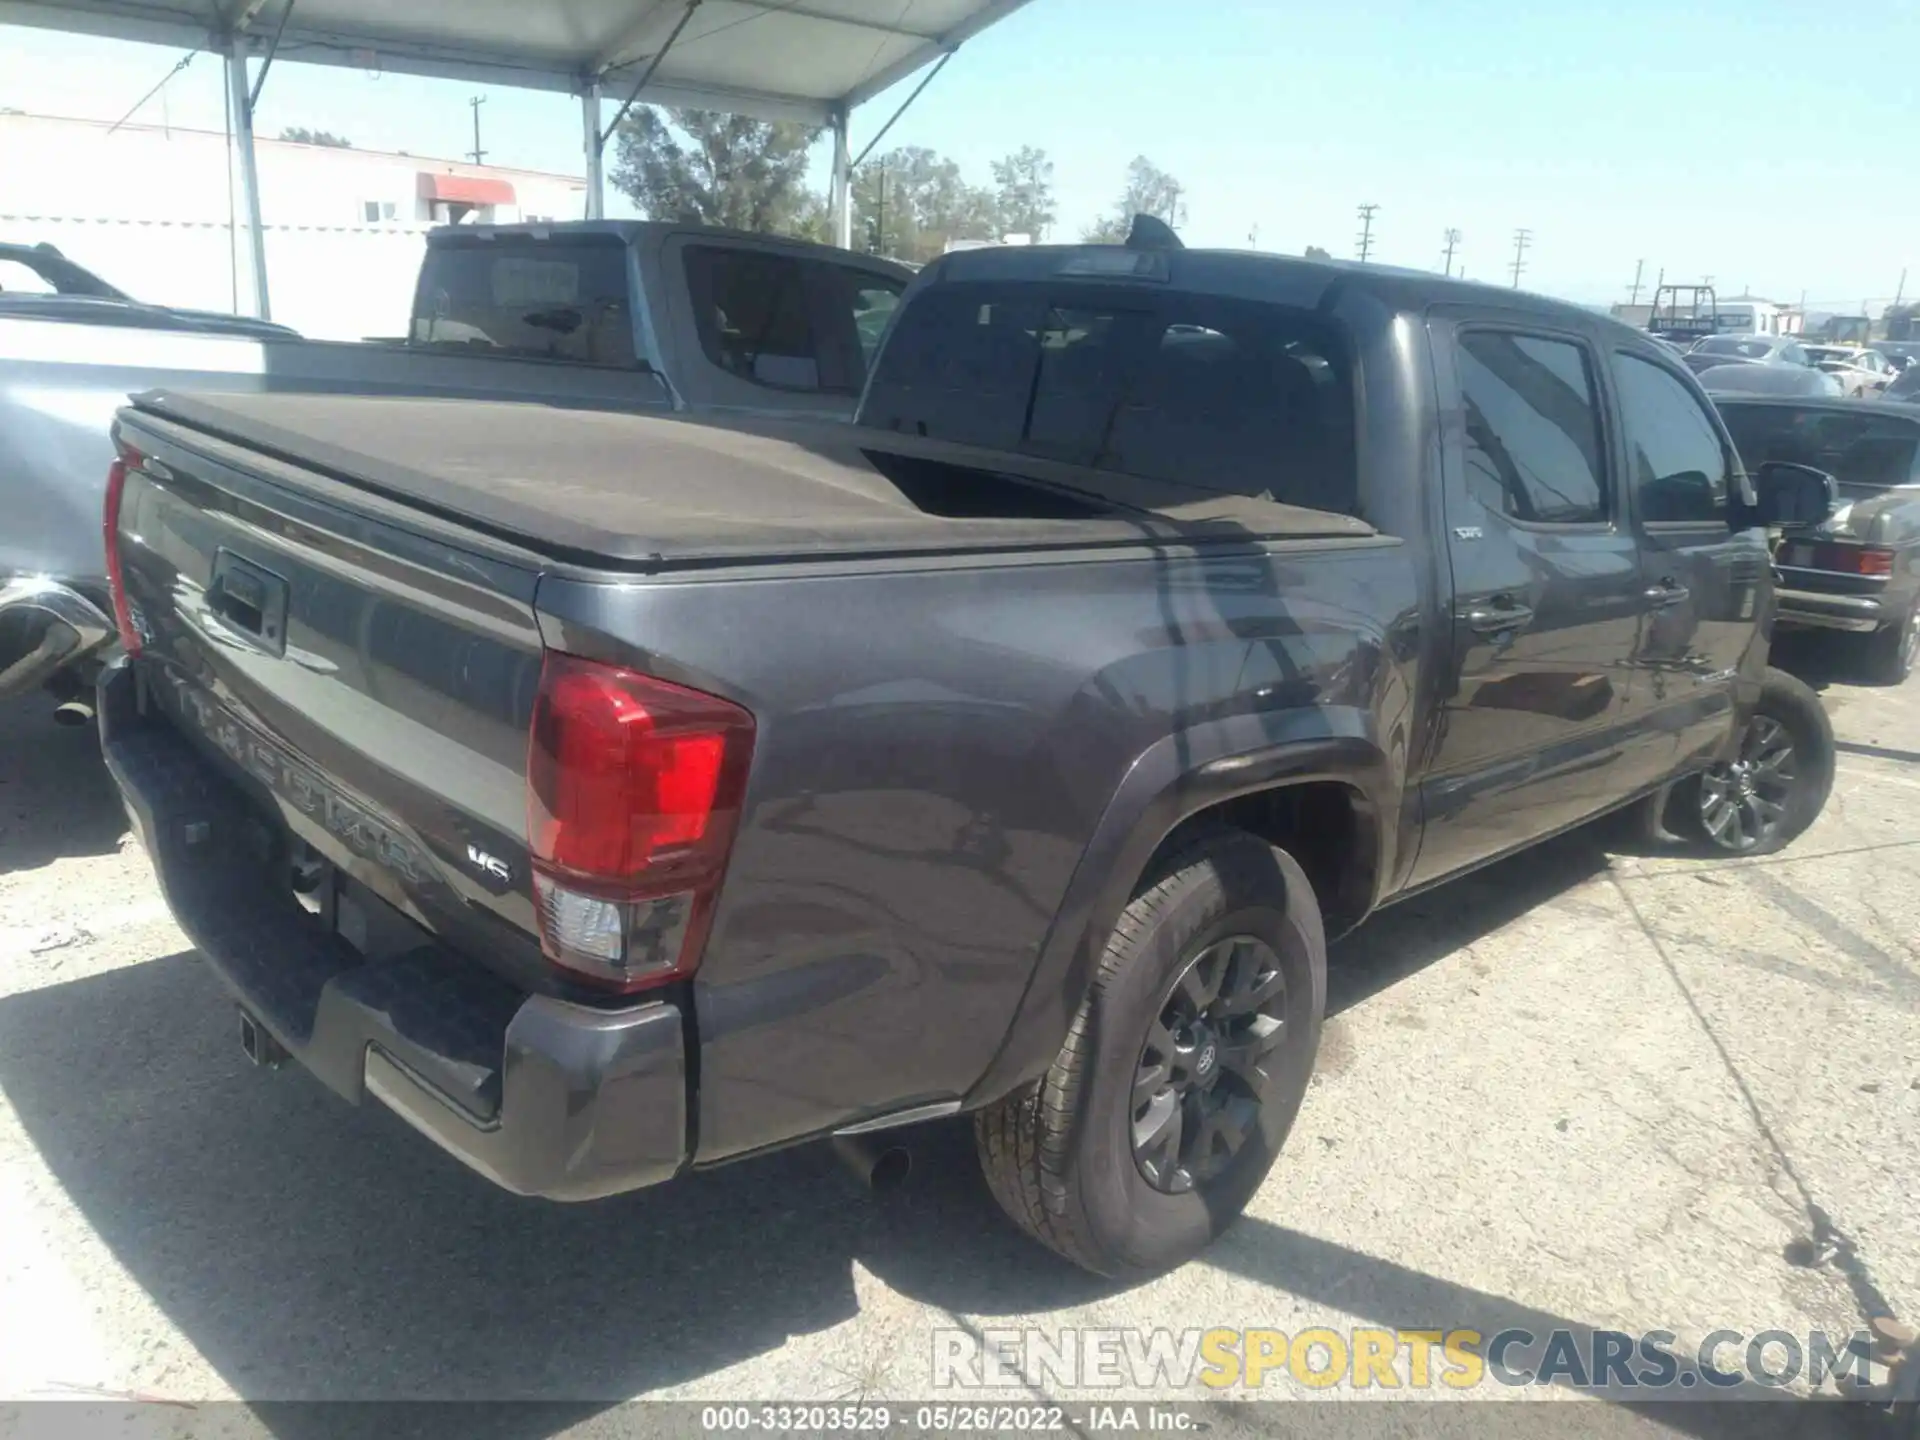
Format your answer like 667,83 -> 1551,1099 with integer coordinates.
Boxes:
962,708 -> 1396,1109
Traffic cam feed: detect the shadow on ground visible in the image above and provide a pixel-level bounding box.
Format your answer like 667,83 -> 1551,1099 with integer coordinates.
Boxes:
0,821 -> 1672,1425
1328,825 -> 1614,1016
0,950 -> 1113,1411
0,697 -> 127,870
1766,630 -> 1870,694
4,942 -> 1890,1439
1201,1219 -> 1895,1439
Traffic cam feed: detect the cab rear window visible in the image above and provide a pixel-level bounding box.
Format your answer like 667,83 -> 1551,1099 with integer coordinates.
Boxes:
861,280 -> 1357,516
410,238 -> 638,368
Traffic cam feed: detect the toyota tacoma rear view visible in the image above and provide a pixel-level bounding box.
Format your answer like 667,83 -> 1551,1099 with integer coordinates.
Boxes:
96,234 -> 1838,1277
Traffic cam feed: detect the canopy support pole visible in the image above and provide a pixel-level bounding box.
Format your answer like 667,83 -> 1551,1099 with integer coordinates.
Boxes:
581,80 -> 605,219
830,104 -> 852,250
601,0 -> 701,147
848,49 -> 952,171
223,38 -> 271,320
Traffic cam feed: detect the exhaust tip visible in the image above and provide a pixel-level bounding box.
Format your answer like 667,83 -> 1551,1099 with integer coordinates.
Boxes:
869,1145 -> 912,1192
830,1132 -> 913,1193
52,700 -> 94,728
237,1009 -> 287,1070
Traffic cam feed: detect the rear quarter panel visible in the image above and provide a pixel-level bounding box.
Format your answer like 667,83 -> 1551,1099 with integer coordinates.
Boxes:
538,538 -> 1420,1162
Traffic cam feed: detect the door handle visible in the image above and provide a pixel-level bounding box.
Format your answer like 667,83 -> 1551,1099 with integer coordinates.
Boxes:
1462,598 -> 1535,634
1644,579 -> 1690,608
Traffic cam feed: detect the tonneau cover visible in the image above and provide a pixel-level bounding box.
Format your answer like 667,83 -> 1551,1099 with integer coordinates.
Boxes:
126,390 -> 1373,569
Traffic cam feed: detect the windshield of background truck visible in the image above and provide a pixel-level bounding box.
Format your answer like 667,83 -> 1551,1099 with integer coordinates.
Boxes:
1720,405 -> 1920,491
410,238 -> 638,367
862,279 -> 1358,516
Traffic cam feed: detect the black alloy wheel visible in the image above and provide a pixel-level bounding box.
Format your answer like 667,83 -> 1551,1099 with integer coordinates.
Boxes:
1131,935 -> 1287,1195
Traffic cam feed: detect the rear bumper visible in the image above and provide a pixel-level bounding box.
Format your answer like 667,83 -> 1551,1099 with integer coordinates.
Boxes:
1774,587 -> 1886,634
0,577 -> 116,699
97,661 -> 687,1201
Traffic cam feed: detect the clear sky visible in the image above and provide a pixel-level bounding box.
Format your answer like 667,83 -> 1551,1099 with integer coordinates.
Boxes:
2,0 -> 1915,311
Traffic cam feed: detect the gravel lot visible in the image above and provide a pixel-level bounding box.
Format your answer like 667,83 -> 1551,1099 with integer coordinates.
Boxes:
1,638 -> 1914,1434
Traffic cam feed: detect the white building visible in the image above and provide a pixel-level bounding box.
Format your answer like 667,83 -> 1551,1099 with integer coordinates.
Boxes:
1710,294 -> 1801,336
0,111 -> 587,340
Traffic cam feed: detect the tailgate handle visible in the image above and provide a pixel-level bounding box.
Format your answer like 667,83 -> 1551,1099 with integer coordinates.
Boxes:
207,550 -> 289,657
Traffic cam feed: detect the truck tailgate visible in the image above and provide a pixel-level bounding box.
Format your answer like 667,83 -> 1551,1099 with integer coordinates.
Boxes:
111,405 -> 553,989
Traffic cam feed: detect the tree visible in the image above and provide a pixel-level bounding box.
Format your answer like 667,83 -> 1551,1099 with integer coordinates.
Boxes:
1119,156 -> 1186,226
1304,245 -> 1332,261
853,146 -> 1001,263
1080,214 -> 1131,244
280,127 -> 351,147
990,146 -> 1055,240
611,106 -> 822,236
1082,156 -> 1186,243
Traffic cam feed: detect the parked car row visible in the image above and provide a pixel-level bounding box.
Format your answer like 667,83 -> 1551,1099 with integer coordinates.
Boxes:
1686,329 -> 1915,402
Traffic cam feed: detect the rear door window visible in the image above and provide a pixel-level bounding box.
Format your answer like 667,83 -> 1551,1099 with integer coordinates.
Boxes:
410,239 -> 638,367
1455,331 -> 1610,524
683,246 -> 824,391
861,280 -> 1357,515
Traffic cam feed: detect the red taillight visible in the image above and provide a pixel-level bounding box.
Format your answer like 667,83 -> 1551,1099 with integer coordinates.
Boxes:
1803,542 -> 1895,577
526,652 -> 754,991
103,442 -> 143,655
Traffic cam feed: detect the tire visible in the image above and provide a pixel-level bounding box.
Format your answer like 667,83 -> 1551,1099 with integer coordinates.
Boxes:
1665,666 -> 1835,856
975,831 -> 1326,1278
1861,601 -> 1919,686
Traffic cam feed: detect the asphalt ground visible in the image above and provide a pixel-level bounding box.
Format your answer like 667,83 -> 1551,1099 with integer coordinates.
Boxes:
0,632 -> 1914,1437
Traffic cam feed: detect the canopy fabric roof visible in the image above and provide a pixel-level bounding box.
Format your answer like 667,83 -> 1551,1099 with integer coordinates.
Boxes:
0,0 -> 1035,123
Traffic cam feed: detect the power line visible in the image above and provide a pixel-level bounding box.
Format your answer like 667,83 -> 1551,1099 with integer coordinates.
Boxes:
1442,227 -> 1461,278
1355,203 -> 1379,264
1509,227 -> 1532,289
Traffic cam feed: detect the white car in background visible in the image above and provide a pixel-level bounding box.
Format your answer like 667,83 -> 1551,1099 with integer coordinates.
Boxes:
1804,345 -> 1900,397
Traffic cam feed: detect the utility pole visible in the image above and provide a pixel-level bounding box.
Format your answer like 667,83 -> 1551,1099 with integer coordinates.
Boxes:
1442,228 -> 1462,277
1627,258 -> 1645,306
1895,268 -> 1909,309
467,95 -> 487,165
1355,203 -> 1380,264
1509,228 -> 1531,289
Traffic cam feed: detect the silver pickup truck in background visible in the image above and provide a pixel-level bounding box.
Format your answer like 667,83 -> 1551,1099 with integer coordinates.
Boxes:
0,223 -> 910,711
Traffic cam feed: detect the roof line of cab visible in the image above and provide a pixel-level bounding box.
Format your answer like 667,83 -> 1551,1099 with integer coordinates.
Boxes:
919,241 -> 1644,337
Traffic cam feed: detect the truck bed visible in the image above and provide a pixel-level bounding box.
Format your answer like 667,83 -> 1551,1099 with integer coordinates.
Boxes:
127,390 -> 1372,570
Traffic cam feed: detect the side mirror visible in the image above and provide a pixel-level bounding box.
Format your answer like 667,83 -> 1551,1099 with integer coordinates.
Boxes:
1745,461 -> 1836,529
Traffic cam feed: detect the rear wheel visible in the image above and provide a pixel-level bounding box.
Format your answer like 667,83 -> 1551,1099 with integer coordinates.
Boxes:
1861,601 -> 1919,686
975,832 -> 1325,1278
1666,667 -> 1833,856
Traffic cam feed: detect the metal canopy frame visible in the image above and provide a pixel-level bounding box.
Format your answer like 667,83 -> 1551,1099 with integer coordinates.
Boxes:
0,0 -> 1035,313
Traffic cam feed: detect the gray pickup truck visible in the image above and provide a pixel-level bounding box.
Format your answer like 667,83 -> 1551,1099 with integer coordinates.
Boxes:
0,223 -> 909,709
98,237 -> 1837,1277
